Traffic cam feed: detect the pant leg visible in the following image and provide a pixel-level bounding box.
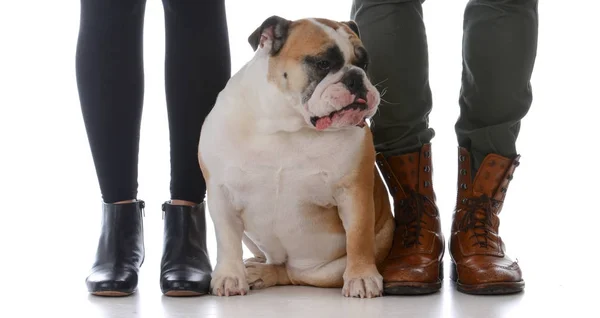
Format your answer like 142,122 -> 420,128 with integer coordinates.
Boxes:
456,0 -> 539,170
76,0 -> 147,203
351,0 -> 434,157
162,0 -> 231,203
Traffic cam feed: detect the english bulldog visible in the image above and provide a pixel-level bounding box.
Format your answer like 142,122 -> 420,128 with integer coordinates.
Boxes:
198,16 -> 394,298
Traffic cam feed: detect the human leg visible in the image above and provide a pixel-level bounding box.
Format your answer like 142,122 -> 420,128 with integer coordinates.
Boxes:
351,0 -> 444,295
159,0 -> 231,296
450,0 -> 539,295
76,0 -> 148,296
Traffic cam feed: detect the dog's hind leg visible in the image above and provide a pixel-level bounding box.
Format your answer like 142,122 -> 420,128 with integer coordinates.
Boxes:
245,262 -> 291,290
246,257 -> 348,290
285,257 -> 346,289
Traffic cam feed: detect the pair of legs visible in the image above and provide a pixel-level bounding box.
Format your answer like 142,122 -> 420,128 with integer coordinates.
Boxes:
76,0 -> 230,205
352,0 -> 538,295
76,0 -> 230,296
353,0 -> 538,167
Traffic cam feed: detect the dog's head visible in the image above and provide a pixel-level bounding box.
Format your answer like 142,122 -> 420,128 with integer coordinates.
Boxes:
249,16 -> 380,131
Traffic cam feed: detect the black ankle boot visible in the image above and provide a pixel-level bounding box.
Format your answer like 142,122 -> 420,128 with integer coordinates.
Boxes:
160,201 -> 212,296
86,200 -> 145,296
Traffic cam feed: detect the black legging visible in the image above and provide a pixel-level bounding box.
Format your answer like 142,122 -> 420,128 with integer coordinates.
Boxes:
75,0 -> 231,204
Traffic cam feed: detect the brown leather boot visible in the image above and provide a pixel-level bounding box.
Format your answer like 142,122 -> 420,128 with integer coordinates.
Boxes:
449,147 -> 525,295
375,144 -> 444,295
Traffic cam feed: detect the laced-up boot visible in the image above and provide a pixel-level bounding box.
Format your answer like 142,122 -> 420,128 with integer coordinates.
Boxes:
375,144 -> 444,295
449,147 -> 524,294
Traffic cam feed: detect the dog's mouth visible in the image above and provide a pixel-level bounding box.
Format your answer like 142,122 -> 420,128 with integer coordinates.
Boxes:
310,99 -> 369,131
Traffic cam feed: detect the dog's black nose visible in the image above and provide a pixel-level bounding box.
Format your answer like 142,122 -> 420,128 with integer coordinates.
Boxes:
341,70 -> 366,98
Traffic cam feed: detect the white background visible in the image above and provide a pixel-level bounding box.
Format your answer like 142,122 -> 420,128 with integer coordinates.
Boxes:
0,0 -> 599,316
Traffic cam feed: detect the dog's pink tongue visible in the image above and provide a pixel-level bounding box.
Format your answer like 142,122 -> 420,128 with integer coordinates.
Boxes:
315,117 -> 333,131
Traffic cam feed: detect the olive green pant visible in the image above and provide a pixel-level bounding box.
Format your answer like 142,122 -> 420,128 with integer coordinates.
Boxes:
351,0 -> 539,170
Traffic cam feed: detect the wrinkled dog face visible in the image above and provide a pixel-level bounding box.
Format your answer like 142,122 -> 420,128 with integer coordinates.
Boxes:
249,16 -> 380,131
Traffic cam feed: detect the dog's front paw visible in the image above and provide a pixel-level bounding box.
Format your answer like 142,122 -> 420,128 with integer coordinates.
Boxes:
211,264 -> 249,297
342,268 -> 383,298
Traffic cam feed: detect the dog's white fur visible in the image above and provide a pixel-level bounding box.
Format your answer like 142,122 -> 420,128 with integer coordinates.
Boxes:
199,17 -> 394,298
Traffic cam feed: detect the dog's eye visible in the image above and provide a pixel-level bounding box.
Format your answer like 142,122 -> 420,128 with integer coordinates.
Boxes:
317,60 -> 331,71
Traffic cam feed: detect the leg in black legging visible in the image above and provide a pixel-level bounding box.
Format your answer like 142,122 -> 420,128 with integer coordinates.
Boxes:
77,0 -> 147,296
76,0 -> 146,204
159,0 -> 231,297
163,0 -> 231,204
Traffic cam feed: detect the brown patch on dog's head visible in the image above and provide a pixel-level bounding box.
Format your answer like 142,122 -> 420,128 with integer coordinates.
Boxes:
315,19 -> 361,40
248,16 -> 369,103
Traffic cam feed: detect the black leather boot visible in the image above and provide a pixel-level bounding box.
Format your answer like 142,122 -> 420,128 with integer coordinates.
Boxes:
160,201 -> 212,296
86,200 -> 145,296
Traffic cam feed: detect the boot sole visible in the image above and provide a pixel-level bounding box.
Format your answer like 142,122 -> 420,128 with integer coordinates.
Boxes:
384,281 -> 442,295
91,290 -> 135,297
87,280 -> 139,297
383,261 -> 444,295
164,290 -> 206,297
160,279 -> 210,297
455,281 -> 524,295
451,263 -> 524,295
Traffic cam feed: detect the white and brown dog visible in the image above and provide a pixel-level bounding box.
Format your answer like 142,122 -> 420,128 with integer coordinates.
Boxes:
198,16 -> 394,298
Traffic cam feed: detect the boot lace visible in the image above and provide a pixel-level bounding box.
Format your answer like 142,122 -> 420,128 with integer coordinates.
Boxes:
397,191 -> 437,247
459,195 -> 499,248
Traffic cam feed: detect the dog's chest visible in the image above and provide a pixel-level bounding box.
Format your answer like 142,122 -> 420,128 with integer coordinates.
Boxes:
226,160 -> 334,210
222,130 -> 363,210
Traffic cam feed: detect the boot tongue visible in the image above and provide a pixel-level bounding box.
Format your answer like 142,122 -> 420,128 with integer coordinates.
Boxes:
471,155 -> 514,197
387,152 -> 420,191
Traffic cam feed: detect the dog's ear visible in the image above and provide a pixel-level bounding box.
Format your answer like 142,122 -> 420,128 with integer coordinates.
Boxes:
248,15 -> 291,55
341,20 -> 360,38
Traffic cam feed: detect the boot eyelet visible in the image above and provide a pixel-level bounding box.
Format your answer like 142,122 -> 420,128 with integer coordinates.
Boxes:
424,181 -> 430,187
459,155 -> 466,162
460,183 -> 467,190
501,187 -> 507,193
424,165 -> 431,172
460,169 -> 467,175
424,151 -> 431,158
507,174 -> 513,180
462,198 -> 468,204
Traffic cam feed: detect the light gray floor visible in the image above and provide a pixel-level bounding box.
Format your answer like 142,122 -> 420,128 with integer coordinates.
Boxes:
2,264 -> 591,318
